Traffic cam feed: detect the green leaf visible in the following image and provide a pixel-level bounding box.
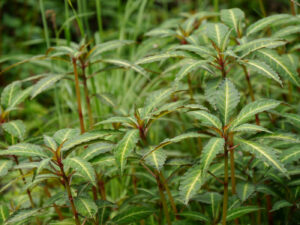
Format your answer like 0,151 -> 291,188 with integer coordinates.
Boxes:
89,40 -> 134,57
180,165 -> 204,204
220,8 -> 244,35
43,135 -> 57,150
145,149 -> 166,171
257,49 -> 300,86
114,129 -> 139,173
206,23 -> 229,48
0,143 -> 49,158
31,75 -> 64,99
281,146 -> 300,164
246,14 -> 291,36
236,182 -> 255,202
63,157 -> 96,185
243,60 -> 282,86
74,197 -> 97,218
5,208 -> 40,224
36,158 -> 51,175
0,160 -> 13,177
231,99 -> 280,129
171,45 -> 213,57
271,200 -> 292,212
111,207 -> 155,224
283,113 -> 300,127
53,128 -> 80,144
232,124 -> 271,133
136,52 -> 186,65
273,25 -> 300,38
200,138 -> 225,172
7,87 -> 32,110
237,139 -> 287,176
1,81 -> 21,108
259,133 -> 300,143
96,93 -> 117,108
97,117 -> 136,127
215,79 -> 240,125
91,155 -> 115,166
146,28 -> 176,37
0,205 -> 9,223
2,120 -> 26,140
179,211 -> 209,222
189,111 -> 222,130
80,143 -> 114,161
226,206 -> 261,221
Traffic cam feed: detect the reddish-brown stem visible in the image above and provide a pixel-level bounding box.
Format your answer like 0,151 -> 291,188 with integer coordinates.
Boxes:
97,174 -> 107,200
290,0 -> 296,16
221,141 -> 229,225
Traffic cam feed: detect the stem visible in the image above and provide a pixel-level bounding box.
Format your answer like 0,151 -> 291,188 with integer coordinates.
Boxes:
229,134 -> 236,195
95,0 -> 103,40
290,0 -> 296,15
44,184 -> 64,220
222,142 -> 229,225
72,57 -> 85,133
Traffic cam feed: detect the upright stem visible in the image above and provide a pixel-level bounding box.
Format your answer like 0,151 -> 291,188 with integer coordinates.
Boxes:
222,142 -> 229,225
72,58 -> 85,133
95,0 -> 103,40
228,134 -> 236,195
290,0 -> 297,16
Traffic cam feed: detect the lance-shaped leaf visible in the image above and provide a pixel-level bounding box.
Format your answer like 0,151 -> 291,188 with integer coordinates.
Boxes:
179,211 -> 210,222
230,99 -> 280,129
74,197 -> 98,218
1,81 -> 21,108
273,25 -> 300,38
220,8 -> 245,35
114,129 -> 139,173
180,165 -> 204,204
226,206 -> 262,221
145,28 -> 176,37
171,45 -> 213,57
2,120 -> 26,140
200,138 -> 225,172
97,116 -> 137,127
281,146 -> 300,164
0,160 -> 13,177
243,60 -> 282,86
0,143 -> 49,158
91,155 -> 115,167
136,52 -> 187,65
215,79 -> 240,125
63,157 -> 96,185
257,49 -> 300,86
53,128 -> 80,144
283,113 -> 300,127
231,124 -> 271,133
145,149 -> 166,171
189,111 -> 222,130
237,139 -> 287,176
270,200 -> 293,212
206,23 -> 229,48
246,14 -> 291,36
259,133 -> 300,143
111,206 -> 155,224
44,135 -> 57,150
236,182 -> 255,202
36,158 -> 51,175
31,74 -> 64,99
80,142 -> 114,161
5,208 -> 40,224
8,87 -> 32,109
88,40 -> 134,58
0,205 -> 9,223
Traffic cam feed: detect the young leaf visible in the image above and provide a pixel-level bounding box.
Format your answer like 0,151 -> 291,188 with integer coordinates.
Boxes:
2,120 -> 26,140
111,206 -> 155,224
63,157 -> 96,185
114,129 -> 139,173
206,23 -> 229,48
189,110 -> 222,130
74,197 -> 98,218
80,142 -> 114,161
200,138 -> 225,172
226,206 -> 262,221
236,182 -> 255,202
145,149 -> 167,171
215,79 -> 240,125
0,160 -> 13,177
220,8 -> 245,35
31,74 -> 64,98
0,143 -> 49,158
180,165 -> 204,204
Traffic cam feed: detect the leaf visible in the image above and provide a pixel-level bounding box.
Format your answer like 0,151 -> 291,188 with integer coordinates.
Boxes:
7,87 -> 32,110
114,129 -> 139,173
243,60 -> 282,86
91,155 -> 115,166
111,207 -> 155,224
96,93 -> 117,108
215,79 -> 240,125
180,165 -> 204,204
2,120 -> 26,140
5,208 -> 40,224
232,124 -> 271,133
246,14 -> 291,36
270,200 -> 293,212
220,8 -> 245,34
189,111 -> 222,130
179,211 -> 209,222
257,49 -> 300,86
74,197 -> 98,218
136,52 -> 186,65
145,28 -> 176,37
236,182 -> 255,202
226,206 -> 262,221
53,128 -> 80,144
259,133 -> 300,143
237,139 -> 287,176
281,146 -> 300,164
0,205 -> 9,223
200,138 -> 225,172
89,40 -> 134,57
97,117 -> 136,127
283,113 -> 300,127
206,23 -> 229,48
31,75 -> 64,98
63,157 -> 96,185
36,158 -> 51,175
145,149 -> 166,171
273,25 -> 300,38
80,143 -> 114,161
44,135 -> 57,150
0,160 -> 13,177
230,99 -> 280,129
0,143 -> 49,158
1,81 -> 21,108
171,45 -> 213,57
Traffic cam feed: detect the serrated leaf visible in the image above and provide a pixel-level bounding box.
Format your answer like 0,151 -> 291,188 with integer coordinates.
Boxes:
111,207 -> 155,224
31,75 -> 63,98
136,52 -> 186,65
243,60 -> 282,85
63,157 -> 96,185
74,197 -> 97,218
0,143 -> 49,158
1,81 -> 21,108
53,128 -> 80,144
44,135 -> 57,150
171,45 -> 213,57
215,79 -> 240,125
273,25 -> 300,38
0,205 -> 9,223
80,143 -> 114,161
200,138 -> 225,172
5,208 -> 40,224
5,87 -> 32,110
91,154 -> 115,166
270,200 -> 292,212
220,8 -> 244,35
189,111 -> 222,130
89,40 -> 134,57
246,14 -> 291,36
226,206 -> 261,221
179,211 -> 210,222
259,133 -> 300,143
180,165 -> 204,204
2,120 -> 26,140
175,60 -> 211,83
238,139 -> 287,176
114,129 -> 139,173
206,23 -> 229,48
97,117 -> 136,127
0,160 -> 13,177
257,49 -> 300,86
281,146 -> 300,164
145,149 -> 166,171
232,123 -> 271,133
236,182 -> 255,202
231,99 -> 280,129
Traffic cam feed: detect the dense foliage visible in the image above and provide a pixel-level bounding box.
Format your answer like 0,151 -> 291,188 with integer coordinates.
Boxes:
1,0 -> 300,224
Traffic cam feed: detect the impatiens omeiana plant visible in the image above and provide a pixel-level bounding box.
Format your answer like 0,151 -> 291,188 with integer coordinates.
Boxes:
1,4 -> 300,225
